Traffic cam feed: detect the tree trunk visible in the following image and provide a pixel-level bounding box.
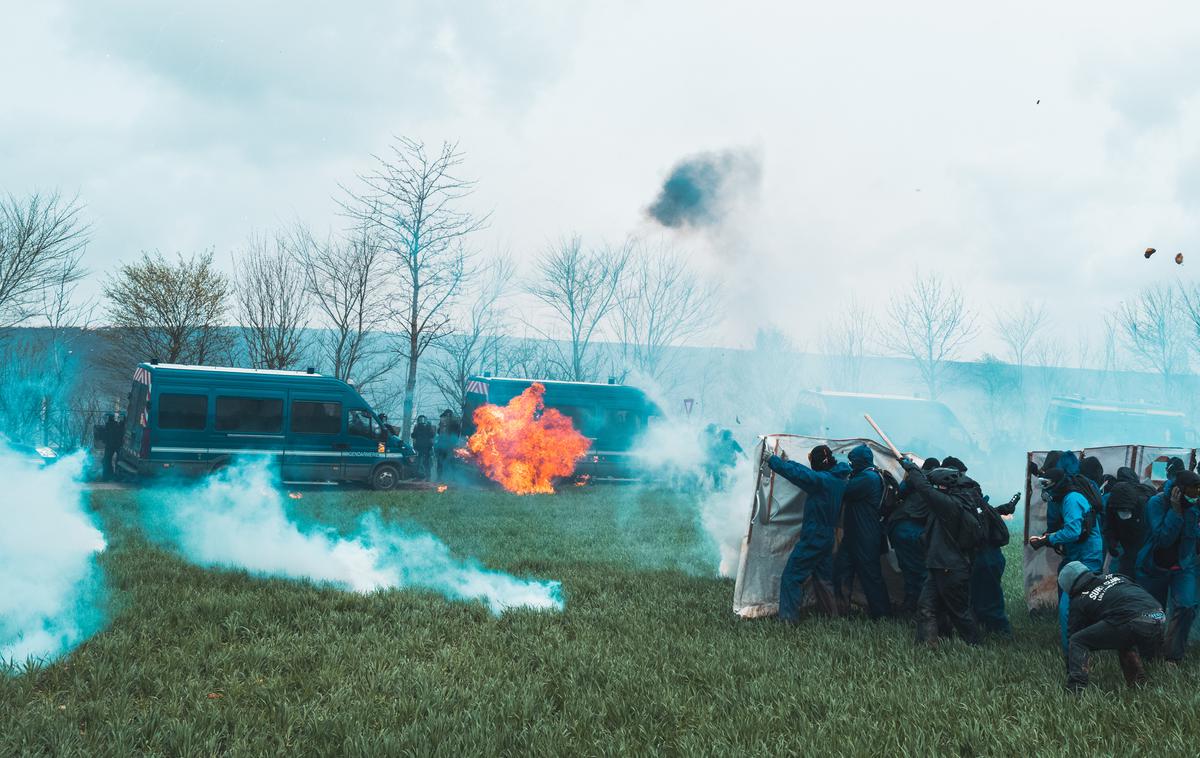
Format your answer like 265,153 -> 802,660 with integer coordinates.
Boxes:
402,336 -> 418,444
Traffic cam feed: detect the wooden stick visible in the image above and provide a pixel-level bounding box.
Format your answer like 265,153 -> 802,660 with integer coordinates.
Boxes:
864,414 -> 903,460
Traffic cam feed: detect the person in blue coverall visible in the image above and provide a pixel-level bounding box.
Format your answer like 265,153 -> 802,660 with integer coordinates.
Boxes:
834,444 -> 891,618
766,445 -> 851,622
888,457 -> 940,615
1136,469 -> 1200,662
1029,461 -> 1104,655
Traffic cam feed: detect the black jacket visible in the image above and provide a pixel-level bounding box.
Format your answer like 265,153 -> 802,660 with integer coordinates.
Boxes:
1067,571 -> 1162,635
904,468 -> 982,571
411,421 -> 435,448
1103,467 -> 1153,555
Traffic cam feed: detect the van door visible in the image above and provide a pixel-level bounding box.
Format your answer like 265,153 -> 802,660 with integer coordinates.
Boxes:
285,398 -> 344,482
344,408 -> 384,483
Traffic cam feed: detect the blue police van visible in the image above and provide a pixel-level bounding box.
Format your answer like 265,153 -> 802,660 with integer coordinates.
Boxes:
118,363 -> 418,489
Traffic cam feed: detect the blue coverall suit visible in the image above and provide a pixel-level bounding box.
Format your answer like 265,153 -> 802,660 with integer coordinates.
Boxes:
767,455 -> 851,622
1136,489 -> 1200,661
834,445 -> 891,619
970,495 -> 1012,636
889,480 -> 929,613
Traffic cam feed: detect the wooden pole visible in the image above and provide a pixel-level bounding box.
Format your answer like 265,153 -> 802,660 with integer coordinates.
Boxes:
863,413 -> 903,460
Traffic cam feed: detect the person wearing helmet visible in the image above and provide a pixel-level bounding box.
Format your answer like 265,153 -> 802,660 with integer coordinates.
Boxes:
765,445 -> 852,622
1135,469 -> 1200,662
898,457 -> 983,646
1059,560 -> 1164,693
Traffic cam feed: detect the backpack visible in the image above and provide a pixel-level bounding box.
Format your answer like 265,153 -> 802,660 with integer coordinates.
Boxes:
871,467 -> 902,522
951,491 -> 985,553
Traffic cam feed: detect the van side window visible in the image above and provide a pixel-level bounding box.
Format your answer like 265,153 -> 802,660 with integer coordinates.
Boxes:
158,393 -> 207,430
216,396 -> 284,433
348,409 -> 380,439
291,401 -> 342,434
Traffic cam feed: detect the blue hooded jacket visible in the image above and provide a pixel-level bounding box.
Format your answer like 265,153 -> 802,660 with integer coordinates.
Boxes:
767,454 -> 851,538
844,444 -> 884,522
1137,484 -> 1200,575
1045,451 -> 1103,568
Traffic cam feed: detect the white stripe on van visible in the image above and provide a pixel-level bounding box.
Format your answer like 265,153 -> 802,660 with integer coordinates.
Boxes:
152,447 -> 343,457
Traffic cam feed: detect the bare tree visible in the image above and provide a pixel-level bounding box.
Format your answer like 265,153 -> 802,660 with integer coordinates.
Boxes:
616,244 -> 719,388
1116,283 -> 1188,395
820,297 -> 874,391
290,223 -> 399,389
233,233 -> 312,370
882,272 -> 978,399
993,301 -> 1047,371
528,235 -> 631,382
341,137 -> 485,441
429,257 -> 515,412
103,250 -> 232,367
0,192 -> 88,327
496,332 -> 563,381
0,266 -> 98,447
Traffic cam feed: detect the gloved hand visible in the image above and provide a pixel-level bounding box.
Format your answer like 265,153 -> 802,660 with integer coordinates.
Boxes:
1028,534 -> 1049,550
996,493 -> 1021,517
899,456 -> 920,473
1171,487 -> 1185,513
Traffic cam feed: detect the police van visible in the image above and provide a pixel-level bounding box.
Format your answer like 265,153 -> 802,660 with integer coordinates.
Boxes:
119,363 -> 418,489
461,375 -> 661,481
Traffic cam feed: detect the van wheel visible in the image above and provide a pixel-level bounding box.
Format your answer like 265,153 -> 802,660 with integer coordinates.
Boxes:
371,464 -> 400,491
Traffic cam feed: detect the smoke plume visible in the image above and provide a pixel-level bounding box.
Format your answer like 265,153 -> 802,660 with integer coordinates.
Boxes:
140,459 -> 564,614
646,148 -> 762,230
1,449 -> 107,670
629,417 -> 752,577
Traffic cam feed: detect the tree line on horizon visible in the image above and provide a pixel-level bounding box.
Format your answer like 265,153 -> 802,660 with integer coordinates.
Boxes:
3,137 -> 1199,448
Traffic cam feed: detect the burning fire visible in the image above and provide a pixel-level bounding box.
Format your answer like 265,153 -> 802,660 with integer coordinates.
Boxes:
464,382 -> 591,494
436,485 -> 448,493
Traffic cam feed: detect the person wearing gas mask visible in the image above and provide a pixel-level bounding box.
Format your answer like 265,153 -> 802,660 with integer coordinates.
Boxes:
832,444 -> 892,619
1029,461 -> 1105,654
765,445 -> 852,622
887,456 -> 940,616
1102,467 -> 1154,578
898,457 -> 983,646
1135,469 -> 1200,662
1059,560 -> 1165,693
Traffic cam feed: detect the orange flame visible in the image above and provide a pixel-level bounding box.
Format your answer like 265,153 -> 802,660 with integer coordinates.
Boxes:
574,474 -> 591,488
436,485 -> 448,493
464,382 -> 591,494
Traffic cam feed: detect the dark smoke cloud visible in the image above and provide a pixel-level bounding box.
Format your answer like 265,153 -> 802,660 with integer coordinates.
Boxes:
646,148 -> 761,229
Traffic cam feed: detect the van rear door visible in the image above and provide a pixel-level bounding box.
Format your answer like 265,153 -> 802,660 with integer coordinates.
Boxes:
284,397 -> 344,482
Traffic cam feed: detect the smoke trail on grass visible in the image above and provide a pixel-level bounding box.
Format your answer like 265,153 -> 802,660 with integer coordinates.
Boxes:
140,459 -> 563,614
1,448 -> 107,670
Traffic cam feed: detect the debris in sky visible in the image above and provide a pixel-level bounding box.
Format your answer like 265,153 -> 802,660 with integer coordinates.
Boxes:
1145,247 -> 1156,259
1176,253 -> 1184,265
1036,99 -> 1040,104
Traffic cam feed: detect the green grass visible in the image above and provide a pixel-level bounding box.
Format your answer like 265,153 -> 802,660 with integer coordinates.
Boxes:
4,486 -> 1200,756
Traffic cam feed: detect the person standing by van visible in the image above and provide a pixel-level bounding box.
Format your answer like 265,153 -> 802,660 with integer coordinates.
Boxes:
411,415 -> 435,479
435,409 -> 461,479
100,413 -> 125,480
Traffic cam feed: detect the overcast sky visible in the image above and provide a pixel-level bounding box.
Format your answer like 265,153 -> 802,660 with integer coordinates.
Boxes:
4,0 -> 1200,356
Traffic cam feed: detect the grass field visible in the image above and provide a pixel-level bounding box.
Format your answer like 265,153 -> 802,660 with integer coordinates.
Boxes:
4,485 -> 1200,756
